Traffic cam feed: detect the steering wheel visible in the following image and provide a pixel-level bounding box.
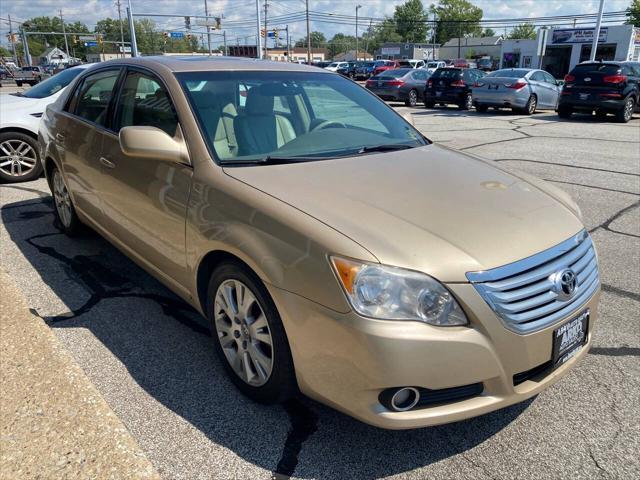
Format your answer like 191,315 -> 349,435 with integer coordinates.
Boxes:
311,120 -> 346,131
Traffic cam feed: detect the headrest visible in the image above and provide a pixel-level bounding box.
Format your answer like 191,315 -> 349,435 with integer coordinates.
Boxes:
245,85 -> 275,115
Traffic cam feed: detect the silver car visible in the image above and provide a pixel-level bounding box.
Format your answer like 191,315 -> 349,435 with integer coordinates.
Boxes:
472,68 -> 561,114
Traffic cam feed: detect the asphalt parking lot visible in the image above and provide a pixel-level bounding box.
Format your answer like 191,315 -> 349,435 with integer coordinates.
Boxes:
1,102 -> 639,479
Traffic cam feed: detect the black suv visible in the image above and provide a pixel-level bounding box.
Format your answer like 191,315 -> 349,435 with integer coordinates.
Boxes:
336,62 -> 361,79
424,67 -> 486,110
558,61 -> 639,122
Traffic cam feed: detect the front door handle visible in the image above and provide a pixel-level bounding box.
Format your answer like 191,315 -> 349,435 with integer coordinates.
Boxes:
55,133 -> 65,142
99,157 -> 116,169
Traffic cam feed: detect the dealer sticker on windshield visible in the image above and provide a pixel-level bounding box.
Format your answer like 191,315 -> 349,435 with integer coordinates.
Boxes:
552,309 -> 589,367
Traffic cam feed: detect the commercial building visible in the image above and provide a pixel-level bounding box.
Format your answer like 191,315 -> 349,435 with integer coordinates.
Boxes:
500,25 -> 640,78
374,42 -> 439,61
266,47 -> 327,62
438,36 -> 503,61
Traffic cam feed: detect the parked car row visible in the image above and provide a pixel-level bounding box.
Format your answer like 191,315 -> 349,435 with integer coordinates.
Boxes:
365,61 -> 639,123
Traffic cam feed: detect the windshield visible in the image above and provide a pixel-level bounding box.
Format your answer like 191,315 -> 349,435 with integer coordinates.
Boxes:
329,63 -> 338,67
486,69 -> 529,78
22,67 -> 85,99
427,62 -> 439,68
178,71 -> 426,164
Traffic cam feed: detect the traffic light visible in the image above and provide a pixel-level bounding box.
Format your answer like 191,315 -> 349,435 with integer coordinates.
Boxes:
97,34 -> 103,44
163,31 -> 169,43
186,33 -> 192,41
215,17 -> 221,30
72,35 -> 77,45
273,29 -> 278,39
260,29 -> 265,38
184,16 -> 191,30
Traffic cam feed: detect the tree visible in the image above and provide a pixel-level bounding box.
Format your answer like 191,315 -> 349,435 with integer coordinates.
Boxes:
327,33 -> 358,58
509,23 -> 537,40
17,16 -> 90,62
627,0 -> 640,26
482,28 -> 496,37
294,31 -> 326,48
432,0 -> 483,45
394,0 -> 429,43
0,46 -> 11,57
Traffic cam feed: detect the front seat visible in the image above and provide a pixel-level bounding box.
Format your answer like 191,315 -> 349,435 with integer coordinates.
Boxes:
190,91 -> 238,159
234,86 -> 296,156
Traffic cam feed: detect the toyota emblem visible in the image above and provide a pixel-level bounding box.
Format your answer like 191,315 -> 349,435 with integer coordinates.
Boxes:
552,269 -> 577,300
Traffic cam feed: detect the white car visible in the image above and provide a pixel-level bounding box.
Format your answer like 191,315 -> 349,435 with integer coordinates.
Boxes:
324,62 -> 348,72
0,64 -> 90,182
425,61 -> 446,73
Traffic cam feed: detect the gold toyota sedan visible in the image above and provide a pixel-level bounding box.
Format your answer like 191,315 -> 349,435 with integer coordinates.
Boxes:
38,56 -> 599,429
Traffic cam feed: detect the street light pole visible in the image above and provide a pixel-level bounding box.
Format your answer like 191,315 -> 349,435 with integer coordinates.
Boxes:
204,0 -> 212,55
589,0 -> 605,62
255,0 -> 262,59
355,4 -> 361,61
59,10 -> 70,57
305,0 -> 311,64
126,0 -> 138,57
116,0 -> 126,57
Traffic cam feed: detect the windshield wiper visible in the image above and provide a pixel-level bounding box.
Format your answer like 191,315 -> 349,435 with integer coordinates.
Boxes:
222,155 -> 326,166
357,144 -> 417,154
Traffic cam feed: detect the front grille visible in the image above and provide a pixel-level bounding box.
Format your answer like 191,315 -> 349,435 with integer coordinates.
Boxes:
414,383 -> 484,408
513,360 -> 553,386
467,230 -> 599,334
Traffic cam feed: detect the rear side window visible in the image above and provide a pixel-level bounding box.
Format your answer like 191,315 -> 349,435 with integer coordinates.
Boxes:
114,70 -> 179,136
72,69 -> 120,127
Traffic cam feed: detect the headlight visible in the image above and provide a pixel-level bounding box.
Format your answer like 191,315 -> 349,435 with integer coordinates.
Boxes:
330,256 -> 468,326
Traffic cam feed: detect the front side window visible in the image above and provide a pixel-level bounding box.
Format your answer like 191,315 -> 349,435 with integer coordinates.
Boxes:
179,71 -> 426,164
114,70 -> 179,136
73,69 -> 120,126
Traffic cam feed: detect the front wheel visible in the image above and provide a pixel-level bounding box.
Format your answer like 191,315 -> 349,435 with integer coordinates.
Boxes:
15,81 -> 22,87
206,261 -> 297,404
424,99 -> 435,108
0,132 -> 42,183
475,104 -> 488,113
405,89 -> 418,107
615,97 -> 635,123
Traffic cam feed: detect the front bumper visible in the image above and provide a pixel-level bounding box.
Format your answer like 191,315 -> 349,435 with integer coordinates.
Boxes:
268,282 -> 599,430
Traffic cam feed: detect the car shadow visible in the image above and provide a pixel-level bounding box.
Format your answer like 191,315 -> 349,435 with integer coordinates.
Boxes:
1,192 -> 532,479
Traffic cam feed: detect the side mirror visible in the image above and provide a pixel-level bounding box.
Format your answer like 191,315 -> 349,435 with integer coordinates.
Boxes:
119,126 -> 188,163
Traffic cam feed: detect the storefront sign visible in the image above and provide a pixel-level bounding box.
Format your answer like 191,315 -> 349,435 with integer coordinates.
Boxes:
552,28 -> 608,44
381,47 -> 401,55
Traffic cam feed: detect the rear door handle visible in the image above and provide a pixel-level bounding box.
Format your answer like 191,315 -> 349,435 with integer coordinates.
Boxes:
99,157 -> 116,169
55,133 -> 65,141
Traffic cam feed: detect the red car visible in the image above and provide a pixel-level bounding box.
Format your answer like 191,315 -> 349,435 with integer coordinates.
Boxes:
373,60 -> 400,76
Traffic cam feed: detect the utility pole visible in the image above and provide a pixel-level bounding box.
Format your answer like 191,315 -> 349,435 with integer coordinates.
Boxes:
116,0 -> 126,57
432,12 -> 437,61
21,25 -> 32,66
305,0 -> 311,64
255,0 -> 262,59
589,0 -> 605,62
59,10 -> 70,58
286,25 -> 290,61
223,30 -> 228,56
457,22 -> 462,58
355,5 -> 361,61
204,0 -> 212,55
364,18 -> 372,56
8,14 -> 18,65
126,0 -> 138,57
263,1 -> 268,59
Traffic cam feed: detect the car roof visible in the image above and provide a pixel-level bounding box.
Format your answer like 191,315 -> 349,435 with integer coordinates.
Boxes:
91,55 -> 332,73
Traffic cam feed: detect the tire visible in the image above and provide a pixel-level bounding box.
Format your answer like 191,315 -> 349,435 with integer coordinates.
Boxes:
206,261 -> 297,405
459,93 -> 473,110
475,104 -> 488,113
595,110 -> 608,119
405,89 -> 418,107
523,95 -> 537,115
0,131 -> 43,183
558,105 -> 573,119
615,97 -> 635,123
424,99 -> 435,108
50,165 -> 82,236
15,81 -> 22,87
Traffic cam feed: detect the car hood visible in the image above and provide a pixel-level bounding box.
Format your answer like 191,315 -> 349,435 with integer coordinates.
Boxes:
0,95 -> 49,113
224,145 -> 584,282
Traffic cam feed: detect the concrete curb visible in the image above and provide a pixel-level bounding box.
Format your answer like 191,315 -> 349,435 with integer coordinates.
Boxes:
0,270 -> 161,479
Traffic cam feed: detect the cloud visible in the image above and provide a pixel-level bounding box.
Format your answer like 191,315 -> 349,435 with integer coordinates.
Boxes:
1,0 -> 633,49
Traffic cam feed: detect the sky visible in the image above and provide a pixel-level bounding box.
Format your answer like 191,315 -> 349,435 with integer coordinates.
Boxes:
0,0 -> 633,50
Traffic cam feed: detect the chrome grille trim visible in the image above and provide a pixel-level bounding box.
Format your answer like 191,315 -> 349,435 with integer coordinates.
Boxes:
467,230 -> 599,334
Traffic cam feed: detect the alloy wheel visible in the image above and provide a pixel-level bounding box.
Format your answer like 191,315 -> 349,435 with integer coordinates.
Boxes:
528,96 -> 537,114
465,94 -> 473,110
624,98 -> 634,122
0,139 -> 37,178
214,279 -> 274,386
409,89 -> 417,107
52,170 -> 73,228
